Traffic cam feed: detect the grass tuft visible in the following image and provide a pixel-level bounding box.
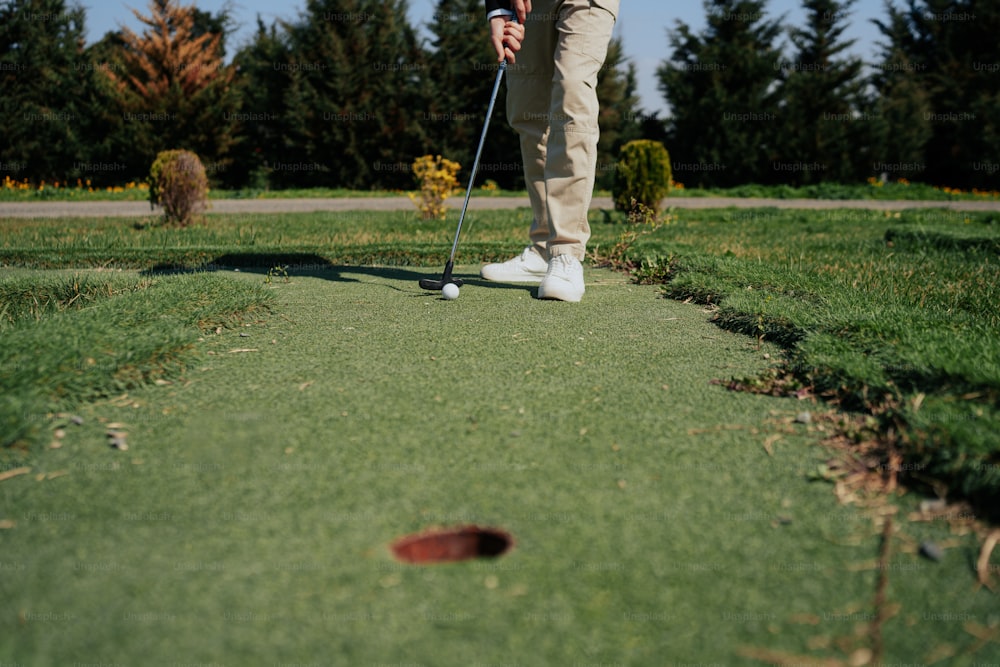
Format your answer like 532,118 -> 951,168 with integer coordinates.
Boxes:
617,207 -> 1000,516
0,272 -> 272,456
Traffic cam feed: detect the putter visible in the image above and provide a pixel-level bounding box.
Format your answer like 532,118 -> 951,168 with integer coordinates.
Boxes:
419,56 -> 509,291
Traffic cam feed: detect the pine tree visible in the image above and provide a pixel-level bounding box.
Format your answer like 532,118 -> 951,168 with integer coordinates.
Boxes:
775,0 -> 872,185
279,0 -> 429,189
101,0 -> 239,180
874,0 -> 1000,188
0,0 -> 90,182
869,6 -> 932,182
228,17 -> 291,189
657,0 -> 784,187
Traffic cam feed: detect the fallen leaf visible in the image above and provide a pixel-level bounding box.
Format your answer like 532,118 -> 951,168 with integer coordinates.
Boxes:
0,467 -> 31,483
977,530 -> 999,590
0,519 -> 15,529
228,348 -> 259,354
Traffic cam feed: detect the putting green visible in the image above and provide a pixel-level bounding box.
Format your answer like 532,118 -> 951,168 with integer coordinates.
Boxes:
1,265 -> 995,664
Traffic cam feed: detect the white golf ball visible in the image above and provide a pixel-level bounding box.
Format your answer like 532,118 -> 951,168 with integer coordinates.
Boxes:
442,283 -> 460,300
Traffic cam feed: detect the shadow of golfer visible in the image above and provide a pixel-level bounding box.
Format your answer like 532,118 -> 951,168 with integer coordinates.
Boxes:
141,253 -> 534,295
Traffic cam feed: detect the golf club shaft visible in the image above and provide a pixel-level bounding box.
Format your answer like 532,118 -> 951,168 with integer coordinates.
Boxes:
446,58 -> 507,264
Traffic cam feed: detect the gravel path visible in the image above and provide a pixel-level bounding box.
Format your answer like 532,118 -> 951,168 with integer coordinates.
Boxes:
2,195 -> 999,218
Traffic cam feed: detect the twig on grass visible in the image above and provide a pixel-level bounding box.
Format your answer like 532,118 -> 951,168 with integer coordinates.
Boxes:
870,512 -> 894,665
977,529 -> 999,591
737,646 -> 843,667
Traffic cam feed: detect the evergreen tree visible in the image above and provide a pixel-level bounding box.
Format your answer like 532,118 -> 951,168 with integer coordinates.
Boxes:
0,0 -> 91,182
80,31 -> 141,186
775,0 -> 872,185
100,0 -> 240,181
278,0 -> 429,189
657,0 -> 785,187
228,17 -> 291,189
874,0 -> 1000,188
869,5 -> 932,182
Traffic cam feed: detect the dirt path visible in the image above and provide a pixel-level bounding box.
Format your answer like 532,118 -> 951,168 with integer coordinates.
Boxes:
2,195 -> 1000,218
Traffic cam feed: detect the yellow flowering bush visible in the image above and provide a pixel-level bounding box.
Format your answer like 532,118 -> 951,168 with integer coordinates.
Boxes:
408,154 -> 460,220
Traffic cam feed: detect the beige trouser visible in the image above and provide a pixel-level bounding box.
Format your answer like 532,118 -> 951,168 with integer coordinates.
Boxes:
506,0 -> 619,261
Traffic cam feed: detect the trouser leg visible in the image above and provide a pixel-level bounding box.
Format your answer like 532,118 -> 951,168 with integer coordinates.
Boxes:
506,0 -> 619,261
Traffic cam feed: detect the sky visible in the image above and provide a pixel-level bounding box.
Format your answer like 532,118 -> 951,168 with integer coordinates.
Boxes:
79,0 -> 888,116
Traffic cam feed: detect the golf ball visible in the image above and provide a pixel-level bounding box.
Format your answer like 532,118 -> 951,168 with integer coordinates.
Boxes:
442,283 -> 460,300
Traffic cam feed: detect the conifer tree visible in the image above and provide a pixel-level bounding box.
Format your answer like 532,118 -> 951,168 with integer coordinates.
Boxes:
868,6 -> 932,182
775,0 -> 871,185
279,0 -> 429,189
228,18 -> 290,189
0,0 -> 90,182
657,0 -> 784,187
101,0 -> 239,180
873,0 -> 999,188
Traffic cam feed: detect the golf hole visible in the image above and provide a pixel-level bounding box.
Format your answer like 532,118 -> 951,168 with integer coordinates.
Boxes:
390,525 -> 514,564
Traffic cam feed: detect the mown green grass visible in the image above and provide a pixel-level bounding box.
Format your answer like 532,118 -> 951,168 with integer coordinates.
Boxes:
0,271 -> 272,454
623,207 -> 1000,515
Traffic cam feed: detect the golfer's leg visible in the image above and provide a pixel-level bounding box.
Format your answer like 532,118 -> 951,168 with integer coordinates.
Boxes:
506,4 -> 556,260
544,0 -> 618,260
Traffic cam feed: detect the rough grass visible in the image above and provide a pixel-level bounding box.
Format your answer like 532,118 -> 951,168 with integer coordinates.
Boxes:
0,271 -> 272,454
623,207 -> 1000,516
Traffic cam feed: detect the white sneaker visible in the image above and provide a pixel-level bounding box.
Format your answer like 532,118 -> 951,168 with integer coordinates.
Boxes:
538,255 -> 585,302
480,247 -> 548,284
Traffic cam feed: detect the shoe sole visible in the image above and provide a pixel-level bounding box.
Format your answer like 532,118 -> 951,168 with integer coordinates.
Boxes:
480,270 -> 546,284
537,284 -> 584,302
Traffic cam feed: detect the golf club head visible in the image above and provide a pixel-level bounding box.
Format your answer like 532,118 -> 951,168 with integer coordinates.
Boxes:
420,260 -> 463,291
419,277 -> 464,291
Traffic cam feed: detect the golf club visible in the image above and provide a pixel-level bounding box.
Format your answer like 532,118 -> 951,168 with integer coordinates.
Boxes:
419,53 -> 510,291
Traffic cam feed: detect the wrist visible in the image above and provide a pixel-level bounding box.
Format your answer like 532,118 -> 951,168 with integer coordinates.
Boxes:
486,8 -> 514,22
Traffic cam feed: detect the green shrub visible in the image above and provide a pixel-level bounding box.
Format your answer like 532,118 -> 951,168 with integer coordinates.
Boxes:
613,140 -> 672,214
148,150 -> 209,226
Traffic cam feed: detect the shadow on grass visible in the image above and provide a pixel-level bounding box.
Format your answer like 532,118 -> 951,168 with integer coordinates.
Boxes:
142,252 -> 534,295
